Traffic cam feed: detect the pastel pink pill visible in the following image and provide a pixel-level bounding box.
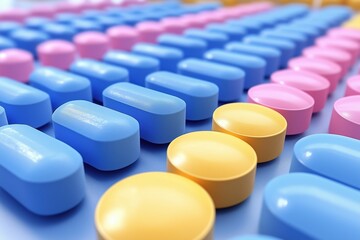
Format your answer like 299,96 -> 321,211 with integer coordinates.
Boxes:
30,5 -> 56,18
0,48 -> 34,83
302,46 -> 352,77
107,26 -> 139,51
288,57 -> 341,94
345,75 -> 360,96
180,14 -> 207,29
271,69 -> 330,113
329,95 -> 360,140
136,22 -> 165,43
161,18 -> 187,34
74,31 -> 109,60
55,2 -> 84,13
0,9 -> 29,23
315,37 -> 360,65
37,40 -> 76,70
243,2 -> 274,14
327,28 -> 360,44
248,83 -> 314,135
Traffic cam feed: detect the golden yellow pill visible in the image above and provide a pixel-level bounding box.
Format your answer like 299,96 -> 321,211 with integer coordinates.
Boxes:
95,172 -> 215,240
167,131 -> 257,208
212,103 -> 287,163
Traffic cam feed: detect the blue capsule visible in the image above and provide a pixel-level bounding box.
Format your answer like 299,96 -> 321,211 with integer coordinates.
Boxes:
146,71 -> 218,121
226,18 -> 264,34
103,51 -> 159,86
41,23 -> 77,41
71,19 -> 102,33
0,124 -> 85,215
0,106 -> 8,126
157,34 -> 207,58
204,49 -> 266,89
94,16 -> 123,31
132,43 -> 183,72
225,42 -> 280,76
0,21 -> 22,36
178,58 -> 244,102
103,82 -> 186,144
25,17 -> 52,30
276,24 -> 320,45
52,100 -> 140,171
0,36 -> 16,50
260,173 -> 360,239
184,29 -> 229,49
206,23 -> 247,41
29,67 -> 92,110
55,13 -> 79,24
9,28 -> 50,56
0,77 -> 52,128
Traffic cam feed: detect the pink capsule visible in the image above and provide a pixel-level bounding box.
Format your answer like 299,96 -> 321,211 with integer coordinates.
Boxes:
30,5 -> 57,18
180,14 -> 207,29
345,75 -> 360,96
302,46 -> 352,77
329,95 -> 360,140
55,2 -> 85,13
74,31 -> 110,60
288,57 -> 342,94
327,27 -> 360,45
160,17 -> 187,34
136,21 -> 165,43
107,26 -> 139,51
248,83 -> 314,135
37,40 -> 76,70
0,48 -> 34,83
271,69 -> 330,113
0,9 -> 29,23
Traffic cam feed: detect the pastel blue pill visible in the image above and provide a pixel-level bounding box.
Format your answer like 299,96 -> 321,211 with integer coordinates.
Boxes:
120,13 -> 146,26
178,58 -> 244,102
260,30 -> 307,55
229,235 -> 281,240
290,134 -> 360,190
0,106 -> 8,126
103,82 -> 186,144
0,21 -> 22,36
146,71 -> 218,121
259,173 -> 360,239
290,20 -> 327,35
55,13 -> 79,24
71,19 -> 102,32
243,36 -> 295,68
225,42 -> 280,76
226,19 -> 264,34
29,67 -> 92,110
204,49 -> 266,89
184,29 -> 228,49
25,17 -> 52,30
0,36 -> 16,50
103,51 -> 159,86
157,34 -> 207,58
206,24 -> 247,41
276,24 -> 320,45
94,16 -> 123,31
0,124 -> 85,215
132,43 -> 183,72
9,28 -> 49,56
69,59 -> 128,102
0,77 -> 52,128
141,11 -> 163,21
52,100 -> 140,171
41,23 -> 77,41
82,10 -> 104,20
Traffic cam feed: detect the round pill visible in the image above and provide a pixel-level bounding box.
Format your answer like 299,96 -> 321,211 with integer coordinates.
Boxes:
212,103 -> 286,163
0,48 -> 34,83
248,83 -> 314,135
271,69 -> 330,113
167,131 -> 257,208
329,95 -> 360,140
37,40 -> 76,70
136,21 -> 165,43
95,172 -> 215,240
345,75 -> 360,96
74,31 -> 109,60
107,26 -> 139,51
288,57 -> 341,93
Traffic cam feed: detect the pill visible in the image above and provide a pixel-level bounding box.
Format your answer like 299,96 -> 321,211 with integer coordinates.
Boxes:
0,9 -> 29,23
56,2 -> 83,13
291,134 -> 360,189
206,23 -> 247,41
290,20 -> 328,34
82,10 -> 103,20
259,173 -> 360,239
52,100 -> 139,170
95,172 -> 215,239
288,57 -> 342,93
146,71 -> 218,120
226,19 -> 264,34
248,83 -> 314,135
167,131 -> 257,208
103,82 -> 185,144
37,40 -> 76,70
41,23 -> 77,41
106,26 -> 139,51
103,51 -> 159,86
157,34 -> 207,58
119,13 -> 145,26
9,29 -> 50,56
0,124 -> 85,215
184,29 -> 229,49
0,48 -> 34,83
135,21 -> 165,43
345,75 -> 360,96
243,36 -> 295,68
25,17 -> 51,30
0,106 -> 8,126
328,95 -> 360,140
225,42 -> 280,76
0,36 -> 16,50
74,31 -> 110,60
132,43 -> 183,72
160,17 -> 187,34
0,21 -> 22,36
204,49 -> 265,89
71,19 -> 102,33
55,13 -> 79,24
327,27 -> 360,43
276,24 -> 320,45
30,5 -> 56,18
178,58 -> 244,102
302,46 -> 352,77
271,70 -> 330,113
213,103 -> 287,163
29,67 -> 92,110
180,14 -> 207,29
95,16 -> 123,31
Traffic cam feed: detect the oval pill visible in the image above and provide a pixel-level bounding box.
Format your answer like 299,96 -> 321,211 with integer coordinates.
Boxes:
41,23 -> 77,41
184,29 -> 229,49
206,23 -> 247,41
